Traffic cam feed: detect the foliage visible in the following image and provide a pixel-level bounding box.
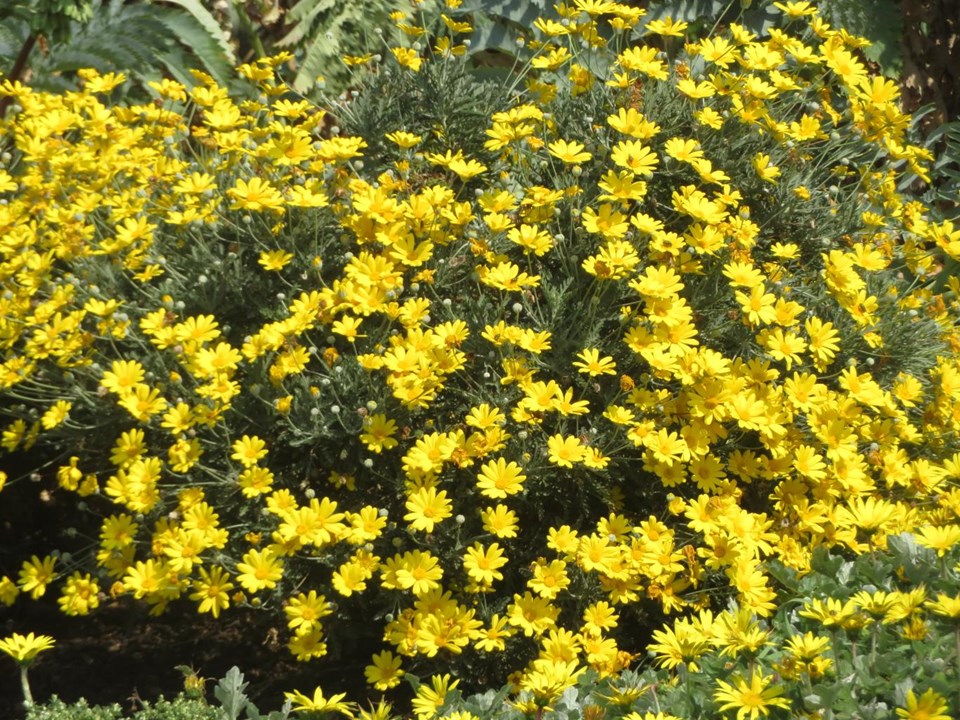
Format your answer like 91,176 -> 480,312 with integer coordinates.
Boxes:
459,0 -> 554,60
1,0 -> 960,717
921,117 -> 960,218
25,695 -> 219,720
0,0 -> 94,46
335,54 -> 508,160
24,536 -> 960,718
0,0 -> 234,95
818,0 -> 903,76
214,666 -> 292,720
421,534 -> 960,720
269,0 -> 407,93
24,667 -> 290,720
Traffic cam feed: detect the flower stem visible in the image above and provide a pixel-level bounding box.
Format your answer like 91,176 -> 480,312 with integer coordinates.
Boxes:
20,665 -> 34,708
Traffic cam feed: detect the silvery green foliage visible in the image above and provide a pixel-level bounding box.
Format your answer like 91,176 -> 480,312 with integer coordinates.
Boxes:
278,0 -> 407,93
214,667 -> 291,720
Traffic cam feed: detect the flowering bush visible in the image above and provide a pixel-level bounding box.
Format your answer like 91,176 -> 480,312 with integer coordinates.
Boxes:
2,0 -> 960,716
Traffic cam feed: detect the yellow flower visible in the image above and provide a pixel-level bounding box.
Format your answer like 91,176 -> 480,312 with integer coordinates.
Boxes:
617,46 -> 667,78
481,504 -> 519,538
914,524 -> 960,556
752,153 -> 781,183
117,384 -> 169,421
391,46 -> 423,71
607,107 -> 660,138
58,572 -> 100,616
331,314 -> 365,341
547,434 -> 586,467
924,592 -> 960,620
285,590 -> 332,633
610,140 -> 659,176
532,45 -> 573,71
713,668 -> 790,720
548,139 -> 592,164
798,597 -> 860,628
528,558 -> 570,599
474,614 -> 514,652
228,177 -> 285,212
0,576 -> 19,605
508,591 -> 559,636
404,486 -> 453,533
101,360 -> 145,395
895,689 -> 951,720
189,566 -> 234,618
507,224 -> 554,255
448,156 -> 487,180
479,261 -> 541,292
645,16 -> 688,35
394,549 -> 443,596
40,400 -> 72,430
0,632 -> 55,665
476,457 -> 526,498
573,348 -> 617,377
231,435 -> 268,467
258,249 -> 294,271
235,548 -> 284,593
284,686 -> 354,715
463,542 -> 508,585
698,36 -> 738,68
18,555 -> 57,600
237,466 -> 274,498
385,130 -> 423,148
773,0 -> 818,16
360,413 -> 399,453
365,650 -> 404,691
411,674 -> 459,720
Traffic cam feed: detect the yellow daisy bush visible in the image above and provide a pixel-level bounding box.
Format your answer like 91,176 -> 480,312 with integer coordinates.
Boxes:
1,0 -> 960,716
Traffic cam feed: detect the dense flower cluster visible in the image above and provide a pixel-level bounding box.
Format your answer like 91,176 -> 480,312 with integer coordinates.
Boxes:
2,0 -> 960,715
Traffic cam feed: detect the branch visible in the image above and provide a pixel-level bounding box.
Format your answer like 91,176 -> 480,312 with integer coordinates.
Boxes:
0,33 -> 37,118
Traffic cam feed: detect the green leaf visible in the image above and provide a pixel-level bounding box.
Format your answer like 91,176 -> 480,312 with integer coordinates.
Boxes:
460,0 -> 550,25
642,0 -> 728,26
161,0 -> 235,63
766,558 -> 799,592
809,546 -> 845,585
214,666 -> 251,720
0,16 -> 28,66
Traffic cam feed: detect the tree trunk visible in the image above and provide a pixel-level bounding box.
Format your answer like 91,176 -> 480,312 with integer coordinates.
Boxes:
901,0 -> 960,127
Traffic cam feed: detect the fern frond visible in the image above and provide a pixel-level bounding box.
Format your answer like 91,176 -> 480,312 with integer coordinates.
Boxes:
26,0 -> 234,92
287,0 -> 330,24
156,9 -> 233,85
292,31 -> 335,92
278,0 -> 334,47
160,0 -> 235,63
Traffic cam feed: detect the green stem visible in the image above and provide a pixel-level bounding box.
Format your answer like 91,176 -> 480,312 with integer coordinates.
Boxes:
20,665 -> 34,708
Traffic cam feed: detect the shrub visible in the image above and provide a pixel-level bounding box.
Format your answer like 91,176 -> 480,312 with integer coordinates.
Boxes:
27,692 -> 231,720
1,0 -> 958,715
